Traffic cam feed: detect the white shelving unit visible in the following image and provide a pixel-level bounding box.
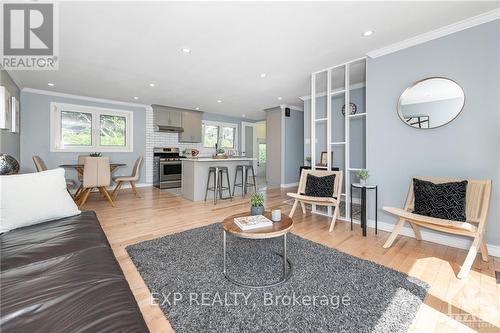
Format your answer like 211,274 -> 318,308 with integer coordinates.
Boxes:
310,57 -> 367,221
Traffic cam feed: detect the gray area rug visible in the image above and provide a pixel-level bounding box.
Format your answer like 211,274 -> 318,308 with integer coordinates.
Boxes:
127,223 -> 428,333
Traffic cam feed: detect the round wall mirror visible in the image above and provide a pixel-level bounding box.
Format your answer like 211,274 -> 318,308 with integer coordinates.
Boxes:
398,77 -> 465,129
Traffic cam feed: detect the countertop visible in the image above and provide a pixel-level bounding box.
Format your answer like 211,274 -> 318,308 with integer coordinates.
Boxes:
182,157 -> 256,162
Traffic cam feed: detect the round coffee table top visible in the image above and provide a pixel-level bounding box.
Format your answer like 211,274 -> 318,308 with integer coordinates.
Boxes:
223,212 -> 293,239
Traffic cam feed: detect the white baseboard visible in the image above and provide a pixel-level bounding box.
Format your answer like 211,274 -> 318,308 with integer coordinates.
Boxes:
314,212 -> 500,258
280,182 -> 298,188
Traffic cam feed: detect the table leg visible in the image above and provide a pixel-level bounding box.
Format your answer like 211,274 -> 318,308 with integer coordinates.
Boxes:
283,234 -> 287,278
350,184 -> 353,231
361,187 -> 367,237
223,230 -> 227,274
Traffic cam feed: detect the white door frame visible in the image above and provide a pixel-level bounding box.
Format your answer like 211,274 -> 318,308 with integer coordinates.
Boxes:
241,121 -> 258,170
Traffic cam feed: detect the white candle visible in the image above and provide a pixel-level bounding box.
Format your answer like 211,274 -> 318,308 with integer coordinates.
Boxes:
271,209 -> 281,222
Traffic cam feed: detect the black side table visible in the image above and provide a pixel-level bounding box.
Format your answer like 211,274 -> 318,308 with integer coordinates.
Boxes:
350,183 -> 378,237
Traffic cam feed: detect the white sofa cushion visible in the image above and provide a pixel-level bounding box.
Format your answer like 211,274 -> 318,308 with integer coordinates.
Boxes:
0,168 -> 81,233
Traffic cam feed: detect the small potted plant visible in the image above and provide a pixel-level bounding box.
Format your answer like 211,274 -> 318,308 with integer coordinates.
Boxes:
357,169 -> 370,185
250,192 -> 265,216
89,152 -> 102,157
305,156 -> 312,166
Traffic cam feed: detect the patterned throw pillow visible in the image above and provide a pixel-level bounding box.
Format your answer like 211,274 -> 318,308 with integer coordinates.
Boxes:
413,178 -> 468,221
303,174 -> 336,197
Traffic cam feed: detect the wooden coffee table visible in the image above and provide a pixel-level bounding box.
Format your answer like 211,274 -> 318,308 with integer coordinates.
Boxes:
222,212 -> 293,288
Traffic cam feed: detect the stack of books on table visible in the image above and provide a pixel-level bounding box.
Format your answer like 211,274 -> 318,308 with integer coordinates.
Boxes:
234,215 -> 273,231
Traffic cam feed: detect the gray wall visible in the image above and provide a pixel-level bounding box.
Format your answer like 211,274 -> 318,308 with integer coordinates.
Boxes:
0,71 -> 20,161
367,19 -> 500,245
284,109 -> 304,184
20,91 -> 147,183
266,107 -> 282,186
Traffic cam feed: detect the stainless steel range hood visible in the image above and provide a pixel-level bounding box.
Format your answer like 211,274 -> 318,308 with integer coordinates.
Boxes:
152,104 -> 185,133
155,125 -> 184,133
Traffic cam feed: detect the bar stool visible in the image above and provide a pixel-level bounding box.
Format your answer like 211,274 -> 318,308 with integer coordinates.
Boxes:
232,164 -> 257,197
205,166 -> 232,204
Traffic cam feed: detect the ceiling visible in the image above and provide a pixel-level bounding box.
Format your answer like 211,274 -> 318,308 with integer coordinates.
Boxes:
8,1 -> 500,120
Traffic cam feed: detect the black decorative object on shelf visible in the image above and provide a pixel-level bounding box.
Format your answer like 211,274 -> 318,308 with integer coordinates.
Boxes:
342,102 -> 357,116
0,154 -> 20,175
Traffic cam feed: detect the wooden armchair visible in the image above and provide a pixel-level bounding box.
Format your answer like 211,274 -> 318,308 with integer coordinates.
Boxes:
287,169 -> 343,232
383,176 -> 492,279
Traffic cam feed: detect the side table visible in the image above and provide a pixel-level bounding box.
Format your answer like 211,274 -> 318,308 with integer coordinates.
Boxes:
350,183 -> 378,237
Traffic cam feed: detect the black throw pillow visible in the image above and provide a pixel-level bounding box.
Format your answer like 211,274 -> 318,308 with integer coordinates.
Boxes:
413,178 -> 467,221
303,174 -> 336,197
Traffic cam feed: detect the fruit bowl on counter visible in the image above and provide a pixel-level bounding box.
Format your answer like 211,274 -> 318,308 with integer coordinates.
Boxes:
212,154 -> 228,159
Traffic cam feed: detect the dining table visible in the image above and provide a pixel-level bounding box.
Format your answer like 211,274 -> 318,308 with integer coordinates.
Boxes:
59,163 -> 126,173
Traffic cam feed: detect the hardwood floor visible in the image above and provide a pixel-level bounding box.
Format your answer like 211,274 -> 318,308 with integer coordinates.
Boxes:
83,186 -> 500,333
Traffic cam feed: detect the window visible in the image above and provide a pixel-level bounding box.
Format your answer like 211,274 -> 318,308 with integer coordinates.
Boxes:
203,125 -> 219,148
221,126 -> 235,149
61,111 -> 92,146
258,143 -> 266,163
202,121 -> 237,149
51,103 -> 133,152
100,114 -> 126,146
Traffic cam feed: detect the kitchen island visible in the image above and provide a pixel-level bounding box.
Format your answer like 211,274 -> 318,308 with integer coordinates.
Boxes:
181,157 -> 256,201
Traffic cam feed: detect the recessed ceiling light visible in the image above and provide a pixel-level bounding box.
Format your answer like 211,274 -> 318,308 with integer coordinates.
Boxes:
47,82 -> 55,86
242,114 -> 246,118
195,107 -> 200,110
277,96 -> 282,100
260,73 -> 266,78
149,83 -> 155,87
181,48 -> 191,54
217,99 -> 222,103
133,96 -> 139,100
362,30 -> 374,37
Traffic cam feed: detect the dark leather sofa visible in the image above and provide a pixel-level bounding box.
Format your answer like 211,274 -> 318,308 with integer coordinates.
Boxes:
0,211 -> 149,332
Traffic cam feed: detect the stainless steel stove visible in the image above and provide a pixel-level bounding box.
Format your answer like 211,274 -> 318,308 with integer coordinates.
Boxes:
153,147 -> 183,189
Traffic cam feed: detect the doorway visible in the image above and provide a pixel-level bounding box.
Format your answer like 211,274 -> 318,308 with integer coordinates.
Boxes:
241,121 -> 266,189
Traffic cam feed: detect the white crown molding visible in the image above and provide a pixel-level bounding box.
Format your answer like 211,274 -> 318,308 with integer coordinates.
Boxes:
21,88 -> 150,109
367,8 -> 500,59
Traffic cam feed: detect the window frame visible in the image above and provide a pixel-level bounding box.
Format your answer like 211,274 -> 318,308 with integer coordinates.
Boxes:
50,102 -> 133,152
202,120 -> 238,150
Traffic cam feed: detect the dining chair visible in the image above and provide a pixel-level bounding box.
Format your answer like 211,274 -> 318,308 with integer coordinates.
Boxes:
77,157 -> 115,207
33,155 -> 76,189
112,156 -> 143,199
74,155 -> 87,198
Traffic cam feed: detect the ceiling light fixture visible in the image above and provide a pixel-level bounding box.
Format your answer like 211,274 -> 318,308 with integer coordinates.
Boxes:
217,99 -> 222,103
277,96 -> 282,100
149,83 -> 155,87
181,48 -> 191,54
260,73 -> 266,78
242,114 -> 246,118
47,83 -> 55,87
362,30 -> 374,37
133,96 -> 139,100
195,107 -> 200,110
